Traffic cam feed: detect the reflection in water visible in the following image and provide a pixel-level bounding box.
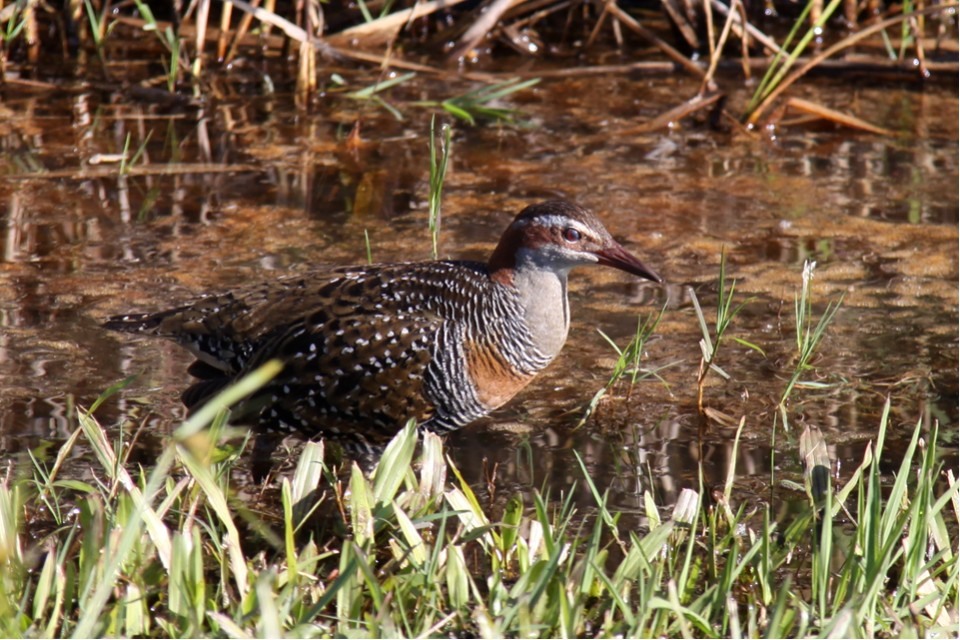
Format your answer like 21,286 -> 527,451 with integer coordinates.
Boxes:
0,72 -> 956,516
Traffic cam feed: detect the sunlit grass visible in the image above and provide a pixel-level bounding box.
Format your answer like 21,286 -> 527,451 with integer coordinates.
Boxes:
689,248 -> 763,419
416,78 -> 543,126
428,116 -> 452,260
2,393 -> 955,637
744,0 -> 842,118
342,72 -> 416,121
578,306 -> 667,427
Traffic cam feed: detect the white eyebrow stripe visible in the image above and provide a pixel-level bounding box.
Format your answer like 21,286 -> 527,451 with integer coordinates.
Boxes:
515,214 -> 589,229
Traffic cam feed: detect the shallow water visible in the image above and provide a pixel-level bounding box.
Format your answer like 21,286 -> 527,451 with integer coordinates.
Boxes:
1,60 -> 957,523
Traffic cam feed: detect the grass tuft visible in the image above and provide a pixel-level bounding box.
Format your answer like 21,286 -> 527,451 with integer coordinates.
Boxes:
427,116 -> 453,260
1,391 -> 954,637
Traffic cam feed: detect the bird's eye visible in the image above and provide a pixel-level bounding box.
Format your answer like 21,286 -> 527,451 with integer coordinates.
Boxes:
562,227 -> 581,242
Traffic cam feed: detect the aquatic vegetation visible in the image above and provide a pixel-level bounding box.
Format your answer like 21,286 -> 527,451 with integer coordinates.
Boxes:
690,248 -> 762,421
3,0 -> 952,129
578,307 -> 666,427
427,116 -> 452,260
416,78 -> 543,126
342,72 -> 416,121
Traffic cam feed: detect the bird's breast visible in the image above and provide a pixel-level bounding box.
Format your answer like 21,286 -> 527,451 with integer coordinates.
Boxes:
462,338 -> 537,411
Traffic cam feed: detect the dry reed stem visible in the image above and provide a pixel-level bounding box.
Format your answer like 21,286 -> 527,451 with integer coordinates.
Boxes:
910,16 -> 929,77
703,0 -> 715,65
784,96 -> 895,136
503,0 -> 573,25
450,0 -> 529,61
620,91 -> 724,134
224,0 -> 316,48
194,0 -> 211,81
9,163 -> 260,180
746,3 -> 959,125
108,13 -> 498,81
218,0 -> 234,61
699,0 -> 733,93
326,0 -> 474,47
736,0 -> 751,79
585,1 -> 612,48
661,0 -> 700,49
708,0 -> 782,55
224,0 -> 260,63
604,1 -> 706,77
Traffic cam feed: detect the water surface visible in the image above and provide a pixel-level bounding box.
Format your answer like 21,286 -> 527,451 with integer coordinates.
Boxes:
1,64 -> 956,522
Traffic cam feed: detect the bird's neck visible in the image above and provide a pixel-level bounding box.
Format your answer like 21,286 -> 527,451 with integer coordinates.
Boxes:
490,247 -> 571,360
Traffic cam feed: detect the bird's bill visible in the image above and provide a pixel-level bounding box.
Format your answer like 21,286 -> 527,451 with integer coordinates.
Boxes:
594,242 -> 663,284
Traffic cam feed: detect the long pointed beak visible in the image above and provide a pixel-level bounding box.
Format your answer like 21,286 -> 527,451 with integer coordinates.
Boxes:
595,242 -> 663,284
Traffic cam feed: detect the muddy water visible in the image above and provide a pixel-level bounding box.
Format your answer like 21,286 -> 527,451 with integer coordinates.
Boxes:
1,67 -> 956,522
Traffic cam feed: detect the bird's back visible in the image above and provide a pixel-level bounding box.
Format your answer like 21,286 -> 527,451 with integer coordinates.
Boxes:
104,199 -> 663,454
105,260 -> 532,451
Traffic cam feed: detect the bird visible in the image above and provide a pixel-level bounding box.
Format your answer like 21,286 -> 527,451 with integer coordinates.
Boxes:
104,200 -> 663,456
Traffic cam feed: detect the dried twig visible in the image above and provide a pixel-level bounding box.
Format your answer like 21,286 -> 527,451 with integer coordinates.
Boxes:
746,3 -> 958,124
661,0 -> 700,50
326,0 -> 475,48
586,0 -> 613,48
9,163 -> 260,180
449,0 -> 528,61
604,1 -> 705,78
224,0 -> 313,46
620,91 -> 725,134
783,96 -> 895,136
709,0 -> 783,55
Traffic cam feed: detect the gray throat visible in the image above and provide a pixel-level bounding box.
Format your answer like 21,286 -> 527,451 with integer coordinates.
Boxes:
511,266 -> 571,360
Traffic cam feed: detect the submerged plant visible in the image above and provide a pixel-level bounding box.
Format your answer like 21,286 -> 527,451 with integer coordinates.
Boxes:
118,130 -> 152,177
778,259 -> 843,427
579,307 -> 666,426
416,78 -> 541,125
427,116 -> 452,260
0,0 -> 28,71
343,72 -> 416,121
130,0 -> 186,92
690,249 -> 762,419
